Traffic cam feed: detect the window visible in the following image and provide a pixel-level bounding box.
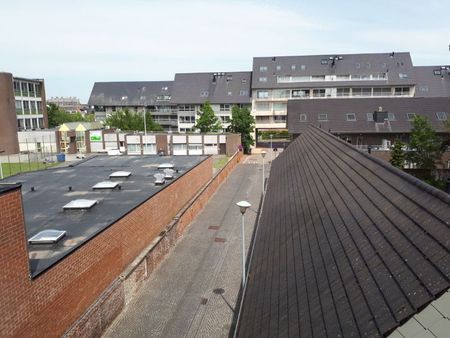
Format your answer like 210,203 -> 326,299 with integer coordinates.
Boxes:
14,81 -> 21,96
311,75 -> 325,81
419,85 -> 429,92
399,73 -> 408,79
38,118 -> 44,128
23,100 -> 30,113
220,104 -> 230,111
227,91 -> 232,96
346,113 -> 356,121
255,102 -> 270,111
292,89 -> 310,98
35,83 -> 41,96
274,116 -> 286,123
387,113 -> 396,121
352,88 -> 371,96
15,100 -> 22,114
434,69 -> 442,76
407,113 -> 416,121
25,118 -> 31,129
272,89 -> 290,98
394,87 -> 410,96
367,113 -> 374,121
372,73 -> 387,80
272,103 -> 287,112
18,119 -> 25,130
256,116 -> 271,122
320,59 -> 328,65
291,65 -> 296,71
278,75 -> 310,83
276,65 -> 281,71
258,77 -> 267,82
219,116 -> 230,123
28,83 -> 35,96
36,101 -> 42,113
21,82 -> 29,96
337,88 -> 350,97
300,64 -> 306,70
300,114 -> 307,122
173,144 -> 187,151
179,115 -> 195,123
313,89 -> 325,97
259,66 -> 268,72
436,112 -> 448,121
336,75 -> 351,80
257,90 -> 269,99
318,113 -> 328,121
200,91 -> 209,97
240,90 -> 248,96
179,105 -> 195,111
30,101 -> 37,114
241,78 -> 247,84
121,96 -> 128,100
373,87 -> 392,96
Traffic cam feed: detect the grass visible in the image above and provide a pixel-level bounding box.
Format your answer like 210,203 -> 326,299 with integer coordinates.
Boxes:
0,161 -> 60,178
213,156 -> 230,170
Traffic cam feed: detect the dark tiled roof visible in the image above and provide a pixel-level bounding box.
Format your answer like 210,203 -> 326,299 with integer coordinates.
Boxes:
171,72 -> 252,104
238,126 -> 450,337
287,97 -> 450,134
252,52 -> 415,89
414,66 -> 450,98
88,81 -> 173,106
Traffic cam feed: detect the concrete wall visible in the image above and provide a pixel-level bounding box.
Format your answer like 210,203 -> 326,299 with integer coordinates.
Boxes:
0,72 -> 19,154
0,157 -> 213,337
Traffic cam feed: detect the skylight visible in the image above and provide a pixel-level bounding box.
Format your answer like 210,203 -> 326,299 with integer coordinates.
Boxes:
158,163 -> 174,169
109,171 -> 131,178
154,173 -> 165,185
163,169 -> 175,179
63,199 -> 98,210
92,181 -> 119,190
28,230 -> 66,244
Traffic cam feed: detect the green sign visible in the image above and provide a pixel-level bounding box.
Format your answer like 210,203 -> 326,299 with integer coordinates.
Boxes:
90,134 -> 102,142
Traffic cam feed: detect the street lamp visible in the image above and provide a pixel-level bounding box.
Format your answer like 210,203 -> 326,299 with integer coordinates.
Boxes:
261,151 -> 266,194
236,200 -> 251,287
270,134 -> 273,162
0,150 -> 4,179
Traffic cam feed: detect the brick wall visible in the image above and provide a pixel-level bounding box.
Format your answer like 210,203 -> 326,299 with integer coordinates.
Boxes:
65,151 -> 243,337
0,157 -> 213,337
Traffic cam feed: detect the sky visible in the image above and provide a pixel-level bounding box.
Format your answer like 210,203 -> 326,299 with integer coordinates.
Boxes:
1,0 -> 449,103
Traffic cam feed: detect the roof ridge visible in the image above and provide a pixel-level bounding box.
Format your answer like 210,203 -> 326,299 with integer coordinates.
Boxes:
309,125 -> 450,206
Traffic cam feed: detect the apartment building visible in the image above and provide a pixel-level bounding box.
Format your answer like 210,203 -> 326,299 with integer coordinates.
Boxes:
171,72 -> 252,132
48,96 -> 84,112
88,81 -> 177,130
251,52 -> 417,135
0,72 -> 48,154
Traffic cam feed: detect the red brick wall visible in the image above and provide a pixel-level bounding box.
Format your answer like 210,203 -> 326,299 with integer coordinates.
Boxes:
0,157 -> 213,337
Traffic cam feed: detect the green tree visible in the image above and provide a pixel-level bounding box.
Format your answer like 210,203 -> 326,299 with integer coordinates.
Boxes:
228,105 -> 255,153
105,109 -> 163,132
389,140 -> 406,169
47,103 -> 94,127
406,115 -> 442,170
194,101 -> 222,133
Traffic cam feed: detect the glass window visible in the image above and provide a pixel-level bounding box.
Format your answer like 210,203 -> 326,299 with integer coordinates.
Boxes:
276,65 -> 281,71
272,89 -> 290,98
337,88 -> 350,97
259,66 -> 268,72
272,103 -> 287,112
227,91 -> 232,96
312,89 -> 325,97
292,89 -> 310,98
23,100 -> 30,113
336,75 -> 351,80
257,90 -> 269,99
220,104 -> 230,111
256,116 -> 271,122
320,59 -> 328,65
35,83 -> 41,96
394,87 -> 410,96
436,112 -> 448,121
274,115 -> 286,122
21,82 -> 29,96
300,114 -> 307,122
255,102 -> 270,111
434,70 -> 442,76
200,91 -> 209,97
259,77 -> 267,82
318,113 -> 328,121
239,90 -> 248,96
311,75 -> 325,81
219,116 -> 230,123
387,113 -> 396,121
18,119 -> 25,130
373,87 -> 392,96
346,113 -> 356,121
367,113 -> 374,121
407,113 -> 416,121
15,100 -> 22,114
291,65 -> 296,70
300,64 -> 306,70
127,144 -> 140,154
399,73 -> 408,79
25,118 -> 31,129
38,118 -> 44,128
14,81 -> 21,96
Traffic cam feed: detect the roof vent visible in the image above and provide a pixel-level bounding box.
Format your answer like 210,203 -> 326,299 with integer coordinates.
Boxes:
63,199 -> 98,210
92,181 -> 119,190
28,230 -> 66,244
109,171 -> 131,178
158,163 -> 174,169
154,173 -> 165,185
163,169 -> 175,179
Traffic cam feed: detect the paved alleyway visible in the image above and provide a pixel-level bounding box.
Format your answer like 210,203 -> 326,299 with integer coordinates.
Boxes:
103,155 -> 268,338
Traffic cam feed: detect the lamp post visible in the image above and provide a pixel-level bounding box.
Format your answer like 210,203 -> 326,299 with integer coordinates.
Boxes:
0,150 -> 4,179
270,134 -> 273,162
261,151 -> 266,194
236,200 -> 251,287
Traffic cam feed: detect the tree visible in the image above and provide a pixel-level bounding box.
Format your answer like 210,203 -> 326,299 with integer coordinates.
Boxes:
228,105 -> 255,153
105,109 -> 163,132
406,115 -> 442,170
194,101 -> 222,133
47,103 -> 94,128
389,140 -> 406,169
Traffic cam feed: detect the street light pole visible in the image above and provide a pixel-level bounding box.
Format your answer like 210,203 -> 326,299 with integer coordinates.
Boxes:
236,200 -> 251,287
261,151 -> 266,194
0,150 -> 4,180
270,134 -> 273,162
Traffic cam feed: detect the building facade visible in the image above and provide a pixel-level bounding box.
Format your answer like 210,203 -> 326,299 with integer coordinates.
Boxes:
0,72 -> 48,154
47,96 -> 84,112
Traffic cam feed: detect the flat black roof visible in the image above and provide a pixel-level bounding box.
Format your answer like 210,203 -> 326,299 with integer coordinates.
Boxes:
2,155 -> 207,277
